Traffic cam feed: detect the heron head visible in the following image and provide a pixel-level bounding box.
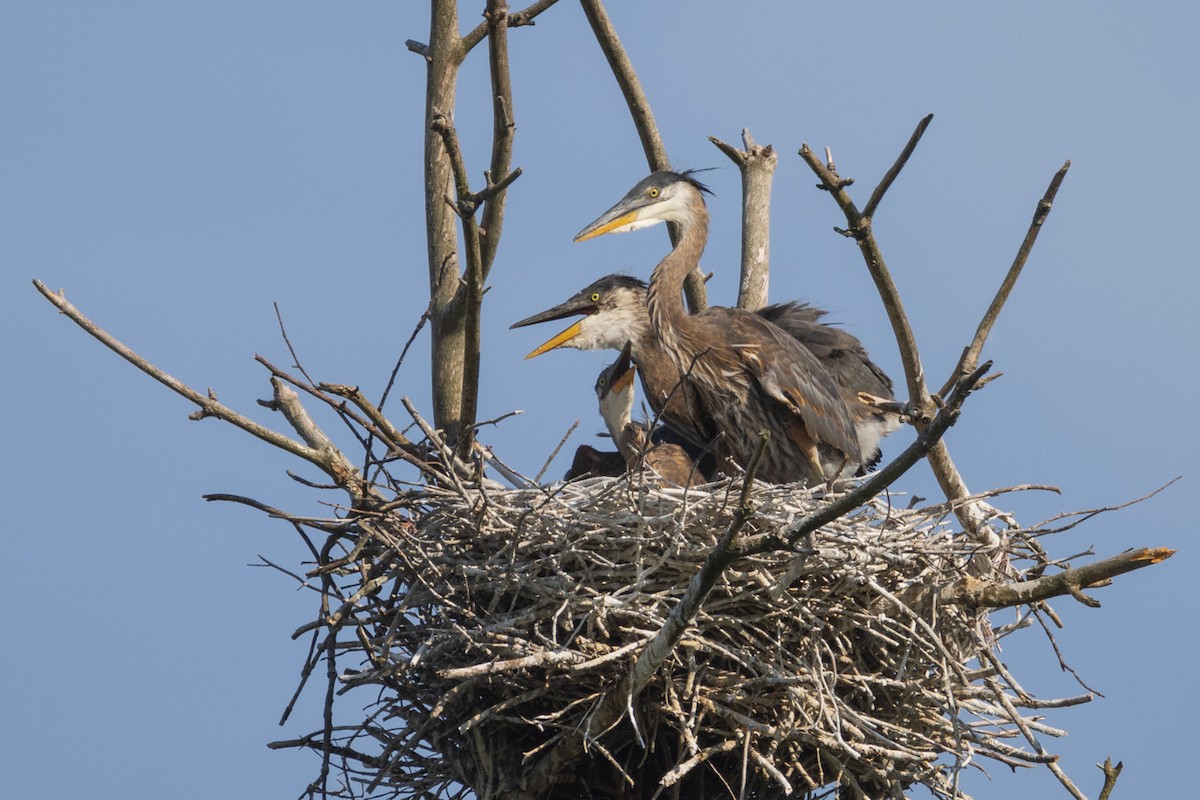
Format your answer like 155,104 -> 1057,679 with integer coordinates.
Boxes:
510,274 -> 649,358
594,340 -> 637,441
574,171 -> 711,242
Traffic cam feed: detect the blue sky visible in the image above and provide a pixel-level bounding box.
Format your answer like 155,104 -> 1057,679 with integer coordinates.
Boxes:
3,2 -> 1196,797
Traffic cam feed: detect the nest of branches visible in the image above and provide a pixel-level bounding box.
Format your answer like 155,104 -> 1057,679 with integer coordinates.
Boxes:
269,462 -> 1140,800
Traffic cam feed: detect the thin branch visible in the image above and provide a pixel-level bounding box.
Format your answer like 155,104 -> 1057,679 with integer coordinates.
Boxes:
797,134 -> 930,416
479,0 -> 517,276
430,112 -> 485,460
798,119 -> 1067,552
940,547 -> 1174,611
578,0 -> 707,312
319,382 -> 450,481
862,113 -> 933,219
709,129 -> 777,310
536,419 -> 580,484
422,0 -> 470,450
938,160 -> 1071,398
32,280 -> 334,477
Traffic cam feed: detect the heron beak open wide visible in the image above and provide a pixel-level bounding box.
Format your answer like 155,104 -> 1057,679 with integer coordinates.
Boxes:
511,293 -> 602,359
523,321 -> 584,359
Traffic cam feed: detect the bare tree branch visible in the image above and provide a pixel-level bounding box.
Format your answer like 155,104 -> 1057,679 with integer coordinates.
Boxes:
430,112 -> 486,460
798,118 -> 1068,558
938,160 -> 1071,398
578,0 -> 707,312
798,126 -> 932,417
941,547 -> 1174,611
479,0 -> 518,276
862,113 -> 933,220
1097,757 -> 1124,800
421,0 -> 469,448
32,280 -> 352,487
461,0 -> 561,53
709,129 -> 777,310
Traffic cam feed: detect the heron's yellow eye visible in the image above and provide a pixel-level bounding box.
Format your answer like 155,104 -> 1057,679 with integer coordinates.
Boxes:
648,187 -> 660,198
590,292 -> 601,302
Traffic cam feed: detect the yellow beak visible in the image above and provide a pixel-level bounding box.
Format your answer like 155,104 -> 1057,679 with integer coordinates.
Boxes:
573,210 -> 641,242
524,320 -> 583,359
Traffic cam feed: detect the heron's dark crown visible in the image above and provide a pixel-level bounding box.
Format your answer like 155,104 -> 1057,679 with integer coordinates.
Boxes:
584,273 -> 648,295
640,169 -> 713,198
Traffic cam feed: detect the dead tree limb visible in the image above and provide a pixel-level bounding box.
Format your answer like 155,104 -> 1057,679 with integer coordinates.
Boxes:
710,129 -> 777,311
798,116 -> 1068,558
479,0 -> 518,277
578,0 -> 707,312
798,117 -> 934,416
32,280 -> 371,501
938,160 -> 1072,399
941,547 -> 1174,611
1097,757 -> 1124,800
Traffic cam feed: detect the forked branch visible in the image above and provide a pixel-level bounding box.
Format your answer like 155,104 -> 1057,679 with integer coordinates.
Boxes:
799,117 -> 1068,551
710,129 -> 777,311
32,280 -> 370,502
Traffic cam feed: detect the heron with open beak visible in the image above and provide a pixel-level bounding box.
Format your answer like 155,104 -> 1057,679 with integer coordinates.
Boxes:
570,171 -> 875,484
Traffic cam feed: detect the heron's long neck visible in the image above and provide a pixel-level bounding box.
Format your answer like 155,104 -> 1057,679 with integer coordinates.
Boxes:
645,206 -> 708,361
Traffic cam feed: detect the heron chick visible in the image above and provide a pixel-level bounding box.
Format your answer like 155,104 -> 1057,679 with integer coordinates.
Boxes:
595,341 -> 701,489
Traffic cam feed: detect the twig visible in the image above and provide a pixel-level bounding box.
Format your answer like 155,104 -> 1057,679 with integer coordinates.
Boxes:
940,547 -> 1174,611
797,131 -> 930,417
32,280 -> 347,484
938,160 -> 1071,399
862,114 -> 933,220
319,382 -> 447,480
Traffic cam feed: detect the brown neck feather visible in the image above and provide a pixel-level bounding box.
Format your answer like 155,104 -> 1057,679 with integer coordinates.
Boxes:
645,202 -> 709,363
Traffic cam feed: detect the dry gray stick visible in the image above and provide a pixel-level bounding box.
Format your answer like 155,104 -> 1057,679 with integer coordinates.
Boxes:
32,280 -> 348,484
709,129 -> 777,311
940,547 -> 1174,611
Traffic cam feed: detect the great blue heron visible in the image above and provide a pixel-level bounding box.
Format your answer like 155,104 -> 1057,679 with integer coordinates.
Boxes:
572,170 -> 877,484
595,342 -> 701,488
510,273 -> 897,472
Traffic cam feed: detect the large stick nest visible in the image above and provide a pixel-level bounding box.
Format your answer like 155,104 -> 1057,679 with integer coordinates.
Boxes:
277,470 -> 1088,800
